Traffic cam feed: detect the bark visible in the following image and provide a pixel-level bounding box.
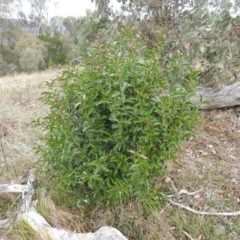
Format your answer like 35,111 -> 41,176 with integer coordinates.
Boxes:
191,82 -> 240,109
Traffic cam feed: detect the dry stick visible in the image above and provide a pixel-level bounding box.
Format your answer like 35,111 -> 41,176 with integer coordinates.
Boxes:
166,177 -> 240,216
174,159 -> 191,171
165,177 -> 203,197
169,199 -> 240,216
167,188 -> 203,198
183,231 -> 197,240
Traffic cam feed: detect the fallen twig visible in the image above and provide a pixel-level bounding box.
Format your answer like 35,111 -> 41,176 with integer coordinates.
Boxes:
164,177 -> 203,198
174,159 -> 191,171
167,188 -> 203,198
169,199 -> 240,216
165,177 -> 240,217
183,230 -> 197,240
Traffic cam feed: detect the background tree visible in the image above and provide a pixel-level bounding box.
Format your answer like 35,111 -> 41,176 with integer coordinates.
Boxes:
87,0 -> 240,88
0,0 -> 16,18
38,34 -> 66,66
0,0 -> 75,74
26,0 -> 55,35
19,48 -> 45,71
62,16 -> 83,43
14,31 -> 47,71
68,10 -> 109,62
49,16 -> 64,36
0,0 -> 240,80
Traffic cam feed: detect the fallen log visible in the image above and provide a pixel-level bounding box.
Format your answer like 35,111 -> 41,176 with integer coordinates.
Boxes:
191,82 -> 240,109
0,169 -> 128,240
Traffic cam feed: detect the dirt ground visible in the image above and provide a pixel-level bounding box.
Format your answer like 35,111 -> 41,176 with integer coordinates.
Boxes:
163,107 -> 240,239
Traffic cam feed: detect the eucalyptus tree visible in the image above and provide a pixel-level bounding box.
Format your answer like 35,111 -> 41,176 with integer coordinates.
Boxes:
0,0 -> 15,18
27,0 -> 56,35
88,0 -> 240,94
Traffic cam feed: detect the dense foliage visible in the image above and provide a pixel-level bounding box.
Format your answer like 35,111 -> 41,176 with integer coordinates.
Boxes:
38,35 -> 67,66
38,29 -> 201,208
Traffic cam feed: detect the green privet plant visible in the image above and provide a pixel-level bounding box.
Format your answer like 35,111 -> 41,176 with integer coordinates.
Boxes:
37,28 -> 201,209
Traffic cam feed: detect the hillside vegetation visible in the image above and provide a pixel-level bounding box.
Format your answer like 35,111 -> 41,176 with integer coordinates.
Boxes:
1,1 -> 240,239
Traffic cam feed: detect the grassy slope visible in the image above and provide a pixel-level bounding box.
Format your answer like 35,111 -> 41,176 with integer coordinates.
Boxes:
1,70 -> 240,239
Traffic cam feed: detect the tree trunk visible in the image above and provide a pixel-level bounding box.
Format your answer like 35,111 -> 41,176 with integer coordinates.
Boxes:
191,82 -> 240,110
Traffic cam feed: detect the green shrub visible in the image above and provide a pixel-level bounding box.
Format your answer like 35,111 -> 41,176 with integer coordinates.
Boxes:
37,28 -> 201,209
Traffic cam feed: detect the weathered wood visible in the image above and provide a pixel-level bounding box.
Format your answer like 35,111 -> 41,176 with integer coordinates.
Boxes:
0,169 -> 128,240
191,82 -> 240,109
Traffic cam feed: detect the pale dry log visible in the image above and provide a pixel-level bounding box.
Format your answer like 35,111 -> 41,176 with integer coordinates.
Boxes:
19,208 -> 127,240
0,169 -> 128,240
0,184 -> 28,193
191,82 -> 240,109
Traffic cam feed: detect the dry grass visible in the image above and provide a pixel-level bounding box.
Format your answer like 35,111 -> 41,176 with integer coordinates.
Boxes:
1,70 -> 240,239
0,70 -> 59,173
0,69 -> 59,90
0,70 -> 59,238
7,219 -> 52,240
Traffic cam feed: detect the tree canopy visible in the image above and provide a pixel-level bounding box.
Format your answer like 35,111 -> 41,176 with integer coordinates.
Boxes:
0,0 -> 240,84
